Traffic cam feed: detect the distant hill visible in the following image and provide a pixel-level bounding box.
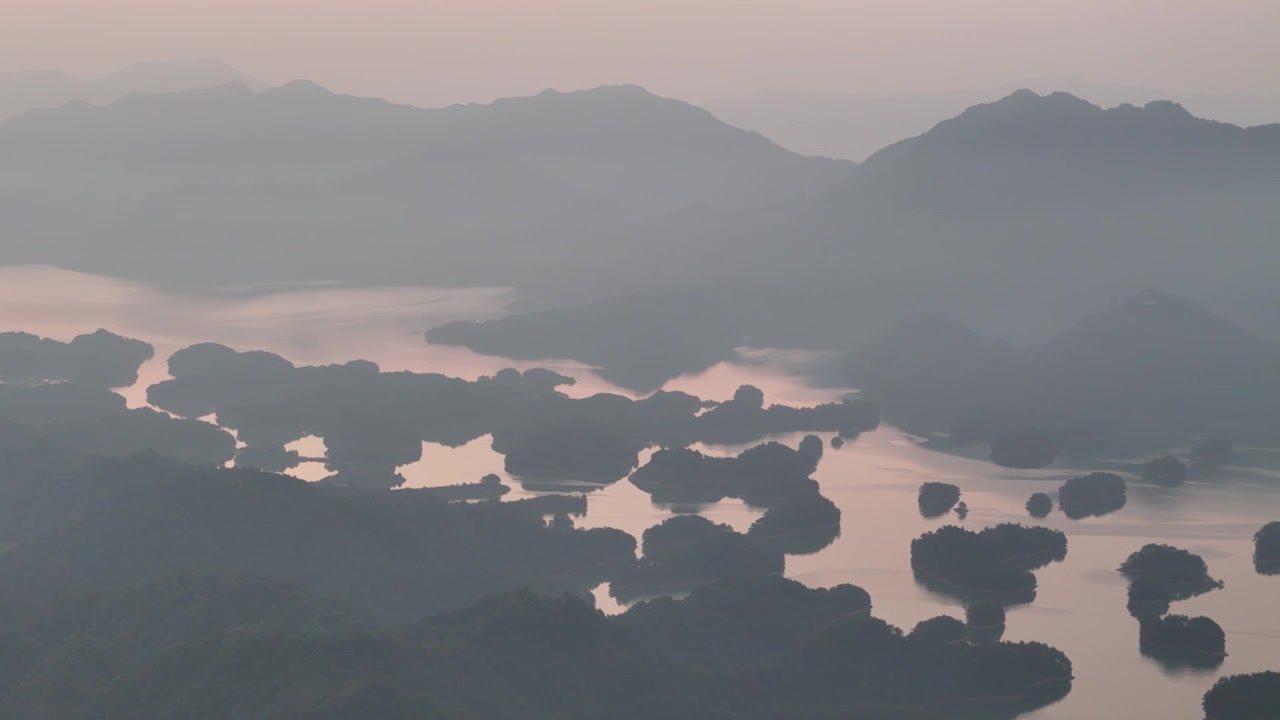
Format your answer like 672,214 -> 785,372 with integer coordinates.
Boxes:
798,90 -> 1280,340
582,90 -> 1280,343
0,59 -> 266,120
703,85 -> 1280,162
846,292 -> 1280,449
0,81 -> 852,286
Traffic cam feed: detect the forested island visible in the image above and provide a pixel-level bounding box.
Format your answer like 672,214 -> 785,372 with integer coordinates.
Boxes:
1203,672 -> 1280,720
1139,614 -> 1227,669
1119,544 -> 1226,669
919,482 -> 962,518
1025,493 -> 1054,518
146,343 -> 878,489
910,524 -> 1068,604
1254,522 -> 1280,575
630,436 -> 842,555
1058,473 -> 1127,520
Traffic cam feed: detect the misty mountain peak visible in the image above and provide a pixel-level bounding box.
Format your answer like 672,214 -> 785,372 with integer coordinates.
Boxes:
957,88 -> 1099,122
267,79 -> 334,97
1141,99 -> 1194,119
1046,289 -> 1274,358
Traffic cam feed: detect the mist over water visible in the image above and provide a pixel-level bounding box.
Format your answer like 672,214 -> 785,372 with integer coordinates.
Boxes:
2,266 -> 1274,718
2,16 -> 1279,714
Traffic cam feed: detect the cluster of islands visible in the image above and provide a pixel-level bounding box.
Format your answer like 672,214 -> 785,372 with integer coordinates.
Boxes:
0,325 -> 1275,719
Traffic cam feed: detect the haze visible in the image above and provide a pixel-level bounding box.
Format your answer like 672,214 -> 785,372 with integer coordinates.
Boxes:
1,2 -> 1279,718
4,0 -> 1278,107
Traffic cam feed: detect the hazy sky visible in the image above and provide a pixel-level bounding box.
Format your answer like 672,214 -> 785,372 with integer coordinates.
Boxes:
3,0 -> 1278,106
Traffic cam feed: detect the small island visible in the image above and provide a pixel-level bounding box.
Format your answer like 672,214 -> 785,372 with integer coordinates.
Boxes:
1141,455 -> 1188,488
1139,614 -> 1226,669
911,523 -> 1068,604
1026,492 -> 1054,518
1203,672 -> 1280,720
419,476 -> 511,502
918,482 -> 962,518
966,601 -> 1008,643
1254,521 -> 1280,575
1119,544 -> 1224,601
1058,472 -> 1127,520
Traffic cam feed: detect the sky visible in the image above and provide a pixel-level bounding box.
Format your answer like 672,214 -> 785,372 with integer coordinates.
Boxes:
2,0 -> 1278,107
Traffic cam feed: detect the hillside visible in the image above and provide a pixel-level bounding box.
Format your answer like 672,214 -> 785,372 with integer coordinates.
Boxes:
846,292 -> 1280,449
0,59 -> 266,120
0,82 -> 851,286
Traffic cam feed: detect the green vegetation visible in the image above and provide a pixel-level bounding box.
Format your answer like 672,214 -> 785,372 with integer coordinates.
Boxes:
1253,522 -> 1280,575
1204,672 -> 1280,720
1058,472 -> 1126,520
910,524 -> 1068,605
918,482 -> 961,518
1119,544 -> 1224,603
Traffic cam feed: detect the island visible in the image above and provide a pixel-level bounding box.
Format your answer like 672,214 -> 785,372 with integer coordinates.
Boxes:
1254,521 -> 1280,575
0,329 -> 154,388
918,482 -> 962,518
1203,672 -> 1280,720
966,601 -> 1008,643
1026,492 -> 1054,518
1141,455 -> 1188,488
1139,614 -> 1226,669
0,383 -> 237,467
910,523 -> 1068,604
1118,544 -> 1224,602
146,345 -> 880,490
609,515 -> 784,602
1058,472 -> 1127,520
631,436 -> 843,555
747,492 -> 842,555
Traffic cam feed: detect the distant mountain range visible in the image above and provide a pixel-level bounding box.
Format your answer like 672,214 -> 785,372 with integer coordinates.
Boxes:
0,59 -> 267,120
1,79 -> 1277,366
505,90 -> 1280,340
0,80 -> 850,285
704,85 -> 1280,161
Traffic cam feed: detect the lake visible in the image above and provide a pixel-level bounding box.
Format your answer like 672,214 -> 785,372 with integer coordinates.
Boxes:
2,265 -> 1277,720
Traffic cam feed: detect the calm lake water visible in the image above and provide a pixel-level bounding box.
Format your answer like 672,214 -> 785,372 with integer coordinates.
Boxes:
2,265 -> 1277,720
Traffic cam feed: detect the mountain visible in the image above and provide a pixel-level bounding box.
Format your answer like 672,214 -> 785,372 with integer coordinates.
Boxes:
0,59 -> 266,121
797,90 -> 1280,339
0,82 -> 853,286
619,90 -> 1280,342
416,90 -> 1280,396
704,85 -> 1280,162
847,292 -> 1280,449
